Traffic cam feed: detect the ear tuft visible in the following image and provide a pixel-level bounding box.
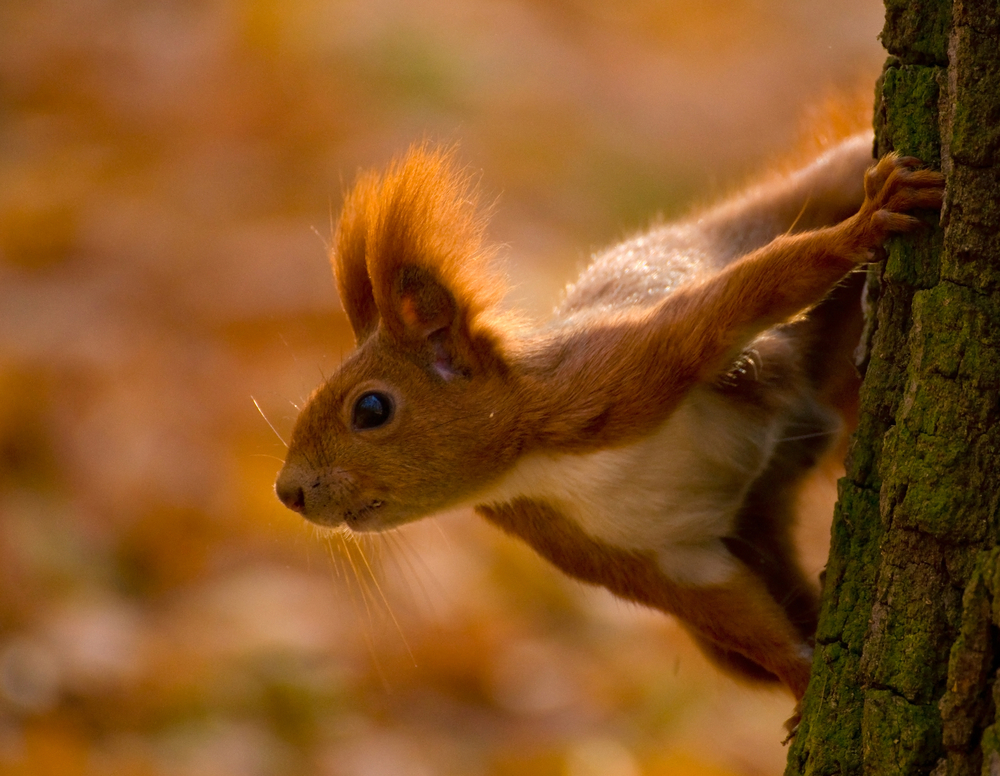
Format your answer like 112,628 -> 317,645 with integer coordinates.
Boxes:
332,171 -> 381,344
331,144 -> 506,349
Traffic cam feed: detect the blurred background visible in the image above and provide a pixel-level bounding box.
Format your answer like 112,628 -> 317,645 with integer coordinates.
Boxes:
0,1 -> 885,774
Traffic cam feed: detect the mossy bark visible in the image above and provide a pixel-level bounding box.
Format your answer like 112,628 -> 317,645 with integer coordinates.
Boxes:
785,2 -> 1000,775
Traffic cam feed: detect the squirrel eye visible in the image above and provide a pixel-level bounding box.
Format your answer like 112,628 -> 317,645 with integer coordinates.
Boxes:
352,391 -> 393,430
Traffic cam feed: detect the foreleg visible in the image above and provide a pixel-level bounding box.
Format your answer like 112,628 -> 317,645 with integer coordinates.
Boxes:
531,155 -> 944,452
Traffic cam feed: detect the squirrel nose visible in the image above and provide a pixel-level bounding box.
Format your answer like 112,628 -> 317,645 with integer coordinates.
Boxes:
275,475 -> 306,514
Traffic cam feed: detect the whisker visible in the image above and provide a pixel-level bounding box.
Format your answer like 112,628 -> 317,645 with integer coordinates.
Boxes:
322,532 -> 393,692
340,533 -> 377,629
384,528 -> 446,620
252,396 -> 288,448
382,530 -> 426,602
344,532 -> 401,691
249,453 -> 288,463
785,194 -> 812,236
779,430 -> 839,442
319,530 -> 343,583
349,533 -> 417,667
425,413 -> 489,433
431,517 -> 455,552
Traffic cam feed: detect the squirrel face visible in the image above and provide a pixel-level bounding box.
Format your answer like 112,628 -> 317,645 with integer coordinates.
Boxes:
276,146 -> 527,529
276,353 -> 523,532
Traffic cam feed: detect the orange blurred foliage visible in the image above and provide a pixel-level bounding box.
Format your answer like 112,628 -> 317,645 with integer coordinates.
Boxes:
0,0 -> 885,773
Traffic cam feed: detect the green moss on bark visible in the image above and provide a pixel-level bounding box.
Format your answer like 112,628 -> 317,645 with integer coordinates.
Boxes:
881,0 -> 952,65
787,1 -> 1000,774
880,65 -> 942,169
862,691 -> 943,774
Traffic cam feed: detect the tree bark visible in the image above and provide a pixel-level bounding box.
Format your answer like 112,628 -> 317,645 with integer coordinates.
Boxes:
785,2 -> 1000,775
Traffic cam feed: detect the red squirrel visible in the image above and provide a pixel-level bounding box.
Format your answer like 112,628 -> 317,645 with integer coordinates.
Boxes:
274,136 -> 943,707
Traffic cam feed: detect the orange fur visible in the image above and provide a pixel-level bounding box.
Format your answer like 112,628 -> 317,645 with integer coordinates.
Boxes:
276,139 -> 944,710
514,153 -> 943,452
480,497 -> 812,696
333,145 -> 505,346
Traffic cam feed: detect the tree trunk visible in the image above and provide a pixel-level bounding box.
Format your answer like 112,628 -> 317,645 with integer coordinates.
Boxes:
785,2 -> 1000,775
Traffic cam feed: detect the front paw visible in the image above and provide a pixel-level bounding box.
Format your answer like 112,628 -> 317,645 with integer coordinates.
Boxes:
859,153 -> 944,242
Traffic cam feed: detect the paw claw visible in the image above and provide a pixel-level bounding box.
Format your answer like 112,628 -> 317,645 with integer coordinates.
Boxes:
860,153 -> 944,242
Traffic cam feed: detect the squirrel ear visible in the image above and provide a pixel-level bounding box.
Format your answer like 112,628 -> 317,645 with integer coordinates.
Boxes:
345,144 -> 506,377
332,172 -> 381,344
392,264 -> 468,379
395,265 -> 456,338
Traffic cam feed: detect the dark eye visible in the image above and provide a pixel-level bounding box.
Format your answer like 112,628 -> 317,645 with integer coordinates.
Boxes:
352,391 -> 393,430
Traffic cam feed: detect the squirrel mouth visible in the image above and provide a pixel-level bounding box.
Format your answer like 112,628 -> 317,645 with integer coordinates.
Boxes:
344,499 -> 385,527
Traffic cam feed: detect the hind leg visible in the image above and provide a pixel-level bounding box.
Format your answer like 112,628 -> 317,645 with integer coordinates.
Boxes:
685,629 -> 781,685
672,564 -> 814,699
724,395 -> 841,642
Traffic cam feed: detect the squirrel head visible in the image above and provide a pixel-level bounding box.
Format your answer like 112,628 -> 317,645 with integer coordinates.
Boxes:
275,146 -> 526,530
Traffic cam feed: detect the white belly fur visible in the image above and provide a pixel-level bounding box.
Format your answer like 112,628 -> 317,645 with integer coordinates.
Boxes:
476,387 -> 780,586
